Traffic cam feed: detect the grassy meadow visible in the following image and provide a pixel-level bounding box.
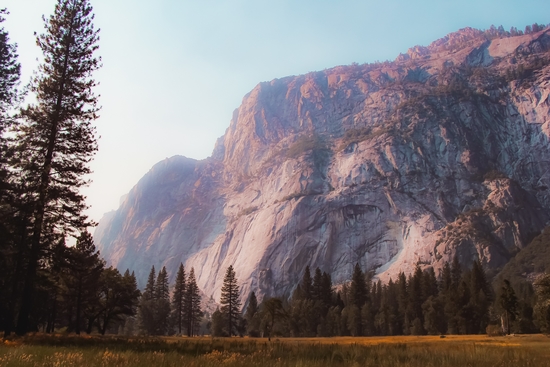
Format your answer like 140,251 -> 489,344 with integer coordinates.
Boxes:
1,334 -> 549,367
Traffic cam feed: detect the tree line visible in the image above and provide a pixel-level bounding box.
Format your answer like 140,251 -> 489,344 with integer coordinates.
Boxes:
236,260 -> 550,338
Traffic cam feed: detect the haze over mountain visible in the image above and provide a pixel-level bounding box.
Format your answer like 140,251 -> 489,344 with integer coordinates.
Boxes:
95,26 -> 550,303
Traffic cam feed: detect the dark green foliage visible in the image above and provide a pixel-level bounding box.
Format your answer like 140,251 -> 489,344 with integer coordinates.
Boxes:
210,308 -> 225,337
96,267 -> 140,335
138,266 -> 157,335
138,266 -> 171,335
154,267 -> 171,335
143,266 -> 156,301
170,264 -> 186,334
261,297 -> 286,341
248,257 -> 513,338
12,0 -> 100,335
185,268 -> 202,336
498,280 -> 518,335
61,231 -> 104,334
0,8 -> 22,338
220,265 -> 241,336
245,291 -> 261,337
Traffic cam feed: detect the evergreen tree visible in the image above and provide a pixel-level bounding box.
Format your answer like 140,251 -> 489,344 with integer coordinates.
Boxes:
301,266 -> 313,300
62,231 -> 104,334
155,266 -> 171,335
499,279 -> 518,335
385,279 -> 400,335
245,291 -> 260,337
407,264 -> 425,335
396,272 -> 408,334
0,8 -> 23,338
0,7 -> 20,186
210,308 -> 225,336
312,267 -> 323,302
170,263 -> 186,335
138,266 -> 156,335
15,0 -> 101,335
143,266 -> 156,301
220,265 -> 241,336
96,267 -> 140,335
185,267 -> 202,336
349,263 -> 368,308
468,260 -> 491,333
349,264 -> 368,335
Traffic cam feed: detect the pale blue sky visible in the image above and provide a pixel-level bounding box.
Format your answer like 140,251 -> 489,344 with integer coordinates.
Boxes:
2,0 -> 548,225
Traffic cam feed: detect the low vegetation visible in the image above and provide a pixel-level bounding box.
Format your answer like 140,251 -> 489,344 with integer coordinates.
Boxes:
285,135 -> 328,160
1,334 -> 549,367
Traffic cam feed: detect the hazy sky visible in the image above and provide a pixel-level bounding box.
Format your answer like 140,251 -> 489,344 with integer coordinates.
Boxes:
3,0 -> 549,228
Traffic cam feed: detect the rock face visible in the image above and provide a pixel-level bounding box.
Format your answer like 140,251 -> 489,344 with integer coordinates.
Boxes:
96,27 -> 550,303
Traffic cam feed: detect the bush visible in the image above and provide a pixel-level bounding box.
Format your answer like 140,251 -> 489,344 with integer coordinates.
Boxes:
486,324 -> 504,336
286,134 -> 327,160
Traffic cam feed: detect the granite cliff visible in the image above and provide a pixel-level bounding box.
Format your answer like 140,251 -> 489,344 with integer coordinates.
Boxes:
96,27 -> 550,303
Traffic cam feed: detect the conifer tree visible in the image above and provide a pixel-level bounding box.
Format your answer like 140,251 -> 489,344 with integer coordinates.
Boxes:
499,279 -> 518,335
348,263 -> 368,335
0,7 -> 20,183
155,266 -> 171,335
210,308 -> 224,336
301,266 -> 313,300
394,273 -> 407,330
468,260 -> 491,333
143,266 -> 156,301
171,263 -> 186,334
245,291 -> 260,337
312,267 -> 323,302
185,267 -> 202,336
15,0 -> 100,335
0,8 -> 22,338
220,265 -> 241,336
0,7 -> 20,194
138,266 -> 156,334
62,231 -> 104,334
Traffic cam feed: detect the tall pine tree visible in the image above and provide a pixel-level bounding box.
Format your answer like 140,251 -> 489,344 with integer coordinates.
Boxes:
155,266 -> 171,335
220,265 -> 241,336
185,267 -> 202,336
0,8 -> 22,338
15,0 -> 100,335
62,231 -> 104,334
138,266 -> 156,335
171,263 -> 186,335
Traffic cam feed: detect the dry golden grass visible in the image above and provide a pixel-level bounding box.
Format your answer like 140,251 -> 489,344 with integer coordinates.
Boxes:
1,334 -> 549,367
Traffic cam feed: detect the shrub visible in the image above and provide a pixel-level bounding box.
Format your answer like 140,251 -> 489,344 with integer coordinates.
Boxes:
486,324 -> 504,336
286,134 -> 327,160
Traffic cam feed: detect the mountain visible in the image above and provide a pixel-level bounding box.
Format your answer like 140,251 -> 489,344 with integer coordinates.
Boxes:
95,27 -> 550,303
